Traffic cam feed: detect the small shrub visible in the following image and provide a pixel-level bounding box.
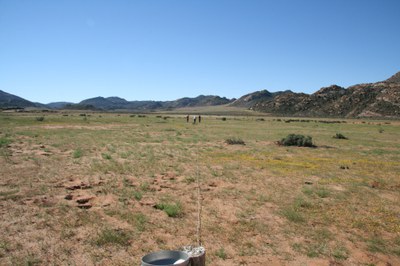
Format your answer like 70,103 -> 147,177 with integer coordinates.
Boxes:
184,176 -> 196,184
215,247 -> 227,260
367,237 -> 387,253
102,153 -> 112,160
281,207 -> 305,223
302,186 -> 313,196
278,134 -> 314,147
0,137 -> 12,148
140,182 -> 150,191
315,187 -> 330,198
132,190 -> 142,200
332,245 -> 349,260
95,228 -> 131,246
221,117 -> 227,121
225,137 -> 245,145
333,133 -> 348,139
35,116 -> 45,122
294,196 -> 312,209
72,148 -> 83,158
155,202 -> 182,217
134,213 -> 148,232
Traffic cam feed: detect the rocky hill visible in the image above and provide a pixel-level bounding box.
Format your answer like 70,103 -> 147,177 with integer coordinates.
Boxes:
0,90 -> 37,109
252,72 -> 400,118
229,90 -> 291,108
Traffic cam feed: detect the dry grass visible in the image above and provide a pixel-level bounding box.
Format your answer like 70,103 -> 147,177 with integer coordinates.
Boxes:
0,112 -> 399,265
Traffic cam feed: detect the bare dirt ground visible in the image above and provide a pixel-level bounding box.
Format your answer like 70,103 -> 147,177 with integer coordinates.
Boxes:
1,113 -> 399,265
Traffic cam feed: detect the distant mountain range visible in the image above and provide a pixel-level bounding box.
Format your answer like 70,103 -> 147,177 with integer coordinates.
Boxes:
1,71 -> 399,118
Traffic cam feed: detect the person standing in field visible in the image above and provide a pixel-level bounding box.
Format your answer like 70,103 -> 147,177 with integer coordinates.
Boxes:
198,115 -> 201,123
186,115 -> 189,123
193,115 -> 197,124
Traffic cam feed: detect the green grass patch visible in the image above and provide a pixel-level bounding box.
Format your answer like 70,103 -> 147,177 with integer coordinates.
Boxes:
367,237 -> 387,253
332,245 -> 349,260
281,207 -> 305,223
101,153 -> 112,160
315,187 -> 330,198
72,148 -> 83,158
95,228 -> 131,247
215,247 -> 227,260
0,136 -> 12,148
155,202 -> 183,217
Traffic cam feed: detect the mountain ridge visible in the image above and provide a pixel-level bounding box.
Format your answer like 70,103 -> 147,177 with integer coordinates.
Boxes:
1,71 -> 400,118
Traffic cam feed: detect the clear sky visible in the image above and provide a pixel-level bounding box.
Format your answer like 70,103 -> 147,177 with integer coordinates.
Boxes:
1,0 -> 399,104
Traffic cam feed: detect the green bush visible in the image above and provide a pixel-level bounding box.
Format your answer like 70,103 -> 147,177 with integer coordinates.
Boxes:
333,133 -> 348,139
72,148 -> 83,158
155,202 -> 182,217
278,134 -> 314,147
35,116 -> 45,122
0,137 -> 12,148
225,137 -> 245,145
102,153 -> 112,160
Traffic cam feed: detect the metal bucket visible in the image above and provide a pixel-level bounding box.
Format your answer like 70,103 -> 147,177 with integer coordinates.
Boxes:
141,250 -> 190,266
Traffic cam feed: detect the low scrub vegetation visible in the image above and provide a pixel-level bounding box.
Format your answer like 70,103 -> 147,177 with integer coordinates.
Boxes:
0,136 -> 12,148
72,148 -> 83,158
333,133 -> 348,139
278,134 -> 314,147
225,137 -> 245,145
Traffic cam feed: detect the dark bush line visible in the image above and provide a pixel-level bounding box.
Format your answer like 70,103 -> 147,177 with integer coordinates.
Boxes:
273,119 -> 346,124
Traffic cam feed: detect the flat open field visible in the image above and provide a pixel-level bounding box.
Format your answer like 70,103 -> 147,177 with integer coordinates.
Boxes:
1,112 -> 399,265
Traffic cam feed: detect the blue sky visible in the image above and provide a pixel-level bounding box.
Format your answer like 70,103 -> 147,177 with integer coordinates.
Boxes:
1,0 -> 399,103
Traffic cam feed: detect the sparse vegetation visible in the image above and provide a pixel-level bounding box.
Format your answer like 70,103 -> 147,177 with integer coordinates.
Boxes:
1,112 -> 399,265
35,116 -> 45,121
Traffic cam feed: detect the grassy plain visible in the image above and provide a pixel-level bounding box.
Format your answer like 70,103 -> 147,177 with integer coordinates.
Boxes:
0,112 -> 399,265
